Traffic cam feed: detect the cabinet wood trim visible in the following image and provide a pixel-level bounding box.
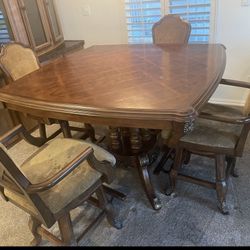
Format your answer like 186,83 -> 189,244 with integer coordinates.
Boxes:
18,0 -> 52,52
3,0 -> 29,45
43,0 -> 64,44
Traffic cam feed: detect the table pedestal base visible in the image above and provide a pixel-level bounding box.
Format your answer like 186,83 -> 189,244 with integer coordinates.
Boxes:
109,127 -> 162,210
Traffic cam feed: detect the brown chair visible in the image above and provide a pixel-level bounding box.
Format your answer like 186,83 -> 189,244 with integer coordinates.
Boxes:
166,79 -> 250,214
152,14 -> 191,45
0,42 -> 97,142
152,15 -> 191,175
0,124 -> 122,246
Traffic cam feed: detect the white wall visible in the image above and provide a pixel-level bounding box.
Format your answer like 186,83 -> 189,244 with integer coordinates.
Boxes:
209,0 -> 250,105
54,0 -> 128,48
55,0 -> 250,105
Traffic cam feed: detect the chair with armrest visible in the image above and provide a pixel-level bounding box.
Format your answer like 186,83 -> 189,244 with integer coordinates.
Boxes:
0,42 -> 97,142
0,124 -> 122,246
166,79 -> 250,214
152,14 -> 191,45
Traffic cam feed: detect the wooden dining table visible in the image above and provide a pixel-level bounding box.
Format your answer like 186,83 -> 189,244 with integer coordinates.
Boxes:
0,44 -> 226,210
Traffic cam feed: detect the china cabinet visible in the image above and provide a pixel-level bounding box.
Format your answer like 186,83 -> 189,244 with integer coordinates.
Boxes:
0,0 -> 64,55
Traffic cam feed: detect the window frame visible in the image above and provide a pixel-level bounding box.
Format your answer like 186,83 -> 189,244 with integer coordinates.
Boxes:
125,0 -> 218,44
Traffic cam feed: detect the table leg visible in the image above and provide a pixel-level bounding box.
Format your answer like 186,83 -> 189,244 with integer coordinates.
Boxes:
137,154 -> 162,210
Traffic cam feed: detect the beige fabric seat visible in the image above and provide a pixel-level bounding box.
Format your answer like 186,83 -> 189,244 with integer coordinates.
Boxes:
5,138 -> 116,215
202,102 -> 246,121
0,125 -> 122,246
162,102 -> 246,142
180,118 -> 243,150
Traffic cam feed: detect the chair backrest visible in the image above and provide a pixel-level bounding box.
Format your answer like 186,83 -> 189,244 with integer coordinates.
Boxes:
0,42 -> 40,82
0,144 -> 55,228
152,14 -> 191,45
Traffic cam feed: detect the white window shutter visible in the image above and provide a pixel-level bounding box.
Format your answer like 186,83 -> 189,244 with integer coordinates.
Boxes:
125,0 -> 214,44
168,0 -> 212,43
125,0 -> 162,44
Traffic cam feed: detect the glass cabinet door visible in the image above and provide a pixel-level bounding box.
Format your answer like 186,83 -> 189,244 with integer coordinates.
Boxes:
44,0 -> 63,43
19,0 -> 52,51
0,0 -> 14,45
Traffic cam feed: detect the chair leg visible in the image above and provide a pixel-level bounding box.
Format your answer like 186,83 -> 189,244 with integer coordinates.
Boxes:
226,156 -> 238,178
58,213 -> 77,246
28,216 -> 42,246
166,147 -> 184,196
85,123 -> 97,142
183,150 -> 191,165
215,155 -> 229,215
95,185 -> 123,230
38,123 -> 47,139
58,120 -> 72,138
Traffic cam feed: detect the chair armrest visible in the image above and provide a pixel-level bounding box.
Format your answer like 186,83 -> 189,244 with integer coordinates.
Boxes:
26,146 -> 94,194
87,154 -> 115,184
220,78 -> 250,89
0,124 -> 46,147
199,112 -> 250,124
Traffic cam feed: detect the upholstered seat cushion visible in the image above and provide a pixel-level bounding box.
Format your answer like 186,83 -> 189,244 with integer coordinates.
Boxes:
4,138 -> 116,215
180,118 -> 243,150
201,103 -> 245,120
161,103 -> 245,143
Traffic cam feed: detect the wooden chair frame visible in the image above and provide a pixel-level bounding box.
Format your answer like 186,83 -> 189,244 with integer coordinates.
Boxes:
0,42 -> 97,142
0,125 -> 122,246
167,78 -> 250,214
152,14 -> 191,45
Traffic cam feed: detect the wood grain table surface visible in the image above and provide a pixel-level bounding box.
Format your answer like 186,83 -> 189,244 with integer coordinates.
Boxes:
0,44 -> 227,210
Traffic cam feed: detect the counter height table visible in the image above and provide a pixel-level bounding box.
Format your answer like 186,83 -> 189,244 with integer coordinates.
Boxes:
0,44 -> 226,210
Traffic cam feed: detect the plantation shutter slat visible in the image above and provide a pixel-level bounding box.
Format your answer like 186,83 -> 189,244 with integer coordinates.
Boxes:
125,0 -> 212,44
125,0 -> 161,44
169,0 -> 211,43
0,1 -> 13,45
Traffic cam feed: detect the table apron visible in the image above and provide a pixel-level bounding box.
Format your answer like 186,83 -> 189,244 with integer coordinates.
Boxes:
5,103 -> 176,130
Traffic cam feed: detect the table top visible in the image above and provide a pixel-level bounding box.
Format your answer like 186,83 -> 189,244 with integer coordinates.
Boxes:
0,44 -> 226,128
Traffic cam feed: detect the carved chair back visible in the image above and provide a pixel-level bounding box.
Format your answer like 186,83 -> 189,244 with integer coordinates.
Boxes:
0,42 -> 40,82
0,144 -> 55,228
152,14 -> 191,45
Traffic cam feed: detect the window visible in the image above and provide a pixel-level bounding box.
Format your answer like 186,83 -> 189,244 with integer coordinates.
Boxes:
125,0 -> 216,44
169,0 -> 212,43
125,0 -> 162,44
0,1 -> 13,44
